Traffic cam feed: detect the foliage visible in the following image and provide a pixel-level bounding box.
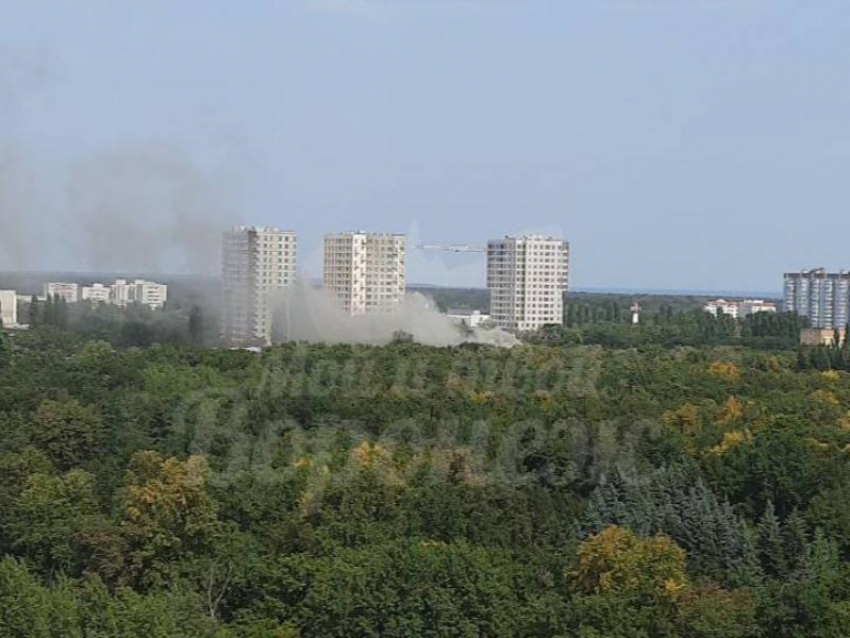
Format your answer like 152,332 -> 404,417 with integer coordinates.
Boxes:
0,330 -> 848,635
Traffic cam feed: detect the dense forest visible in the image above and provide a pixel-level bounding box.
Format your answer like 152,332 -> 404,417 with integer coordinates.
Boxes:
1,318 -> 850,637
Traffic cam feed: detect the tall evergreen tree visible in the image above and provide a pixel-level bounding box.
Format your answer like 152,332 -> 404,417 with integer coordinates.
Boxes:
188,305 -> 204,346
758,501 -> 787,578
43,295 -> 54,327
55,297 -> 69,329
28,295 -> 40,328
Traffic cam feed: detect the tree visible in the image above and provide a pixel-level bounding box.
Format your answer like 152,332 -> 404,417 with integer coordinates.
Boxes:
570,527 -> 759,638
29,399 -> 105,471
572,526 -> 688,603
758,501 -> 787,578
120,452 -> 220,587
0,330 -> 7,369
120,321 -> 154,347
9,470 -> 102,577
54,296 -> 69,329
43,294 -> 54,327
29,294 -> 40,328
188,305 -> 204,346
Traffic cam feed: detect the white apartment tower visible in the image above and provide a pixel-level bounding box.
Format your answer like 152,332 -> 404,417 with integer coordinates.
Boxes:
0,290 -> 17,326
222,226 -> 297,344
324,232 -> 406,315
486,235 -> 570,332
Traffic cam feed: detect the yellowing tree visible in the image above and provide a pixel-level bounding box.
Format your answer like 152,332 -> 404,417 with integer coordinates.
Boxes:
717,396 -> 745,425
709,361 -> 739,382
573,526 -> 688,604
120,451 -> 220,586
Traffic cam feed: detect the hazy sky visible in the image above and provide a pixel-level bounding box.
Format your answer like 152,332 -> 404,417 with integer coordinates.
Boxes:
1,0 -> 848,291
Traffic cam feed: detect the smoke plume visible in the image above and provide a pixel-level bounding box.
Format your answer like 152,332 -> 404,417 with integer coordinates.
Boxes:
67,145 -> 237,273
0,147 -> 40,269
273,280 -> 517,347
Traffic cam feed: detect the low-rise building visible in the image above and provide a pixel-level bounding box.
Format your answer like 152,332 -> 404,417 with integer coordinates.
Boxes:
81,284 -> 111,304
705,298 -> 779,319
111,279 -> 168,309
447,309 -> 491,328
739,299 -> 777,317
133,280 -> 168,309
44,282 -> 80,304
704,299 -> 739,319
110,280 -> 134,307
801,327 -> 846,347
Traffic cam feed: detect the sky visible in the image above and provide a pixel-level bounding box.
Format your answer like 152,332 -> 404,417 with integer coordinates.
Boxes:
1,0 -> 849,292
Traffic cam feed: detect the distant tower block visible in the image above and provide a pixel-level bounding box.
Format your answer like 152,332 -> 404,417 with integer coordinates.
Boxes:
631,300 -> 641,325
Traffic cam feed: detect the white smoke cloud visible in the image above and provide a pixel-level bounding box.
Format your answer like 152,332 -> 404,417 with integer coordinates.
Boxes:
273,279 -> 517,347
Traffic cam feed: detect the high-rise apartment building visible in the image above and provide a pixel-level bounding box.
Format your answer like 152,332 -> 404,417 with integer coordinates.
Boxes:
221,226 -> 297,344
323,232 -> 406,315
486,235 -> 570,332
44,283 -> 79,304
0,290 -> 17,326
784,268 -> 850,329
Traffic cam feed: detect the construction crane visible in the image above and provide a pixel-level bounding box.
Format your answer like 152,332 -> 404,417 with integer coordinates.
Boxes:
415,243 -> 486,254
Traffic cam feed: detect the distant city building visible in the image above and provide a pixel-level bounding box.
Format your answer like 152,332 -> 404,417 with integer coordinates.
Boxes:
44,282 -> 79,304
221,226 -> 298,345
133,280 -> 168,309
76,279 -> 167,308
704,299 -> 739,319
447,308 -> 491,329
800,327 -> 846,347
738,299 -> 777,317
323,232 -> 406,316
111,279 -> 168,309
110,279 -> 134,307
784,268 -> 850,329
631,300 -> 641,325
81,284 -> 111,305
704,298 -> 777,319
0,290 -> 18,326
486,235 -> 569,332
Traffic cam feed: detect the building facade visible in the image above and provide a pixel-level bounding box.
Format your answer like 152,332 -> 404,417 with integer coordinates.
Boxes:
784,268 -> 850,329
221,226 -> 298,344
74,279 -> 168,308
111,280 -> 134,307
45,282 -> 79,304
81,284 -> 111,304
704,299 -> 739,319
800,327 -> 846,347
704,298 -> 777,319
110,279 -> 167,309
447,309 -> 491,329
738,299 -> 777,317
323,232 -> 406,315
486,235 -> 570,332
0,290 -> 17,326
133,280 -> 168,309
